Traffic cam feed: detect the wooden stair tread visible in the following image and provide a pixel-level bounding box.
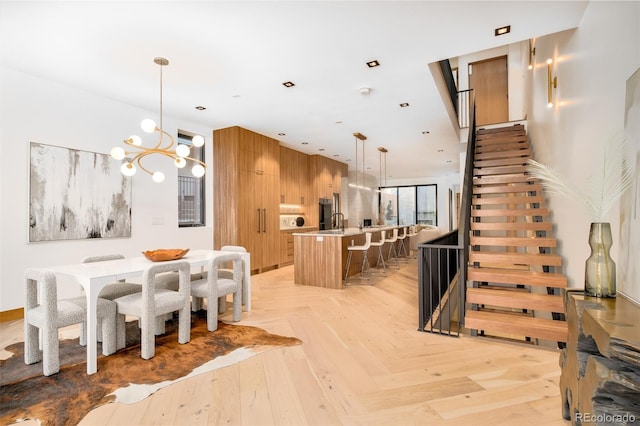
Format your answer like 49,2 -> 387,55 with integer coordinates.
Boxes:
467,267 -> 567,288
477,124 -> 525,134
473,174 -> 534,185
475,142 -> 529,154
470,221 -> 552,231
472,195 -> 545,205
475,148 -> 532,161
471,208 -> 549,217
474,157 -> 530,168
470,235 -> 557,247
473,183 -> 542,195
465,309 -> 567,342
474,165 -> 529,176
467,287 -> 565,312
476,135 -> 528,145
469,251 -> 562,267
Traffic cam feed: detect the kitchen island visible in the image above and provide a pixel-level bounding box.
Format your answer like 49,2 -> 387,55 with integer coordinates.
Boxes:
293,226 -> 399,289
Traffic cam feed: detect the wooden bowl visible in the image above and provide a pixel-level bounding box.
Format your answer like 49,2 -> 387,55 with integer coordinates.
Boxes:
142,248 -> 190,262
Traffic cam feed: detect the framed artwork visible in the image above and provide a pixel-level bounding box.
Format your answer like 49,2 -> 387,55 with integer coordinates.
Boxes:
29,142 -> 132,242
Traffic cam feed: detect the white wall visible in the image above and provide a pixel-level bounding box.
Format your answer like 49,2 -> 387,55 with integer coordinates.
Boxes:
0,68 -> 214,311
524,2 -> 640,300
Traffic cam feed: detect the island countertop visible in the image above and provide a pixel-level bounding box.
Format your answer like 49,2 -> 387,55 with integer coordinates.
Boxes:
293,226 -> 398,237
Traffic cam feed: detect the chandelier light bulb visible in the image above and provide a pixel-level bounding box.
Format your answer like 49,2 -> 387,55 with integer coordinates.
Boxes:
129,135 -> 142,146
192,135 -> 205,147
120,162 -> 137,176
175,144 -> 190,158
110,147 -> 126,160
192,164 -> 205,177
141,119 -> 156,133
175,157 -> 187,168
152,171 -> 165,183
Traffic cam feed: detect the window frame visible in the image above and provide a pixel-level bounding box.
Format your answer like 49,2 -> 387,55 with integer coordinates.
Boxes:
177,132 -> 206,228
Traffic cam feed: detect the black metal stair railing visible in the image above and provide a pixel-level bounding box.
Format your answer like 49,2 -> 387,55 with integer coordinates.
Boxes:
418,96 -> 476,336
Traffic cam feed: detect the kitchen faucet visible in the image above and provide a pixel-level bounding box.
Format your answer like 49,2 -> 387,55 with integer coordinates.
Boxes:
332,212 -> 345,231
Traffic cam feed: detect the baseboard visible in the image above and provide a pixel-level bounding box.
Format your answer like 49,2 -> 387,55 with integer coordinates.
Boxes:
0,307 -> 24,322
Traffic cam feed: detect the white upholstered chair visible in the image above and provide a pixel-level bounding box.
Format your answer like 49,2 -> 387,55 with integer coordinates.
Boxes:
191,245 -> 247,314
396,227 -> 409,262
190,252 -> 243,331
113,261 -> 191,360
344,232 -> 373,284
24,268 -> 117,376
386,228 -> 399,268
368,230 -> 387,274
80,254 -> 142,346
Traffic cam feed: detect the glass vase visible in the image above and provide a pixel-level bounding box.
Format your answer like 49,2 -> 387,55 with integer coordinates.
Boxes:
584,222 -> 616,298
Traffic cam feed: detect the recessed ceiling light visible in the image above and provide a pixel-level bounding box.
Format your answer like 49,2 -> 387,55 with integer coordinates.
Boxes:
282,81 -> 295,88
400,102 -> 409,107
366,60 -> 380,68
278,133 -> 286,136
195,106 -> 206,110
495,25 -> 511,36
422,130 -> 430,134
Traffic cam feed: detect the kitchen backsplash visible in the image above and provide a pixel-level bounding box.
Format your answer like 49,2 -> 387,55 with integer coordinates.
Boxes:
280,214 -> 305,228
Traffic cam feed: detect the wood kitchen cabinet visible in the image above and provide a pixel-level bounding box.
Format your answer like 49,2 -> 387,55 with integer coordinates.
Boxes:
308,155 -> 348,227
310,154 -> 347,199
213,126 -> 280,272
279,146 -> 309,205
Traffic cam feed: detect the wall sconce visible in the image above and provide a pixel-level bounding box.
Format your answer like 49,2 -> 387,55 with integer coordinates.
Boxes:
547,59 -> 557,108
528,38 -> 536,70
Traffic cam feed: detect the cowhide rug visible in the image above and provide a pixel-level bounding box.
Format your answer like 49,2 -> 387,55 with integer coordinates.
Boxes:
0,311 -> 301,426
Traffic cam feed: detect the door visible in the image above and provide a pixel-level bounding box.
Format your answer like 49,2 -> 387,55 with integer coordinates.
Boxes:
469,56 -> 508,126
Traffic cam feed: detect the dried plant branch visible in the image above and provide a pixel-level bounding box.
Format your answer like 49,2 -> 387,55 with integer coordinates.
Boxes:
527,132 -> 633,222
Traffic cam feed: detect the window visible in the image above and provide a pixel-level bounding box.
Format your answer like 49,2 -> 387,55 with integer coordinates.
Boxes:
378,184 -> 437,226
178,133 -> 205,227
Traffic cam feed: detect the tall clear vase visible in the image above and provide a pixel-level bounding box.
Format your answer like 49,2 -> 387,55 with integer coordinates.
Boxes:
584,222 -> 616,298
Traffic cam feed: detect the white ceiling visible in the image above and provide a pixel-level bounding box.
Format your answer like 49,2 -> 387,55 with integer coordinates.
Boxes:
0,1 -> 588,180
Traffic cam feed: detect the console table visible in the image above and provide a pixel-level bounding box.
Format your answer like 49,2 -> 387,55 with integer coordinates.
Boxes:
560,291 -> 640,425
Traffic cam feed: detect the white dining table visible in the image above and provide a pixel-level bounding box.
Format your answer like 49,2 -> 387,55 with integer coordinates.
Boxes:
30,249 -> 251,374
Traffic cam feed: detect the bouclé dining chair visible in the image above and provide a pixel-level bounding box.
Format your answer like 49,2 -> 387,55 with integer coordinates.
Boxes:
24,268 -> 117,376
81,254 -> 142,344
113,261 -> 192,360
190,253 -> 243,331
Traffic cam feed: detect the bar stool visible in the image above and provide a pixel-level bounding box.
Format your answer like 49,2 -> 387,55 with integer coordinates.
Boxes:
369,230 -> 387,274
386,228 -> 399,268
396,227 -> 409,262
407,225 -> 419,258
344,232 -> 372,285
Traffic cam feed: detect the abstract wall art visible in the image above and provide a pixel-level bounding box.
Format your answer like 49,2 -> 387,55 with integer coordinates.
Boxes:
29,142 -> 132,242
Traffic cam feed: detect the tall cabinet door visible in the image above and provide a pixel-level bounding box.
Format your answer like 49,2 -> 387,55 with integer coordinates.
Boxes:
213,126 -> 281,273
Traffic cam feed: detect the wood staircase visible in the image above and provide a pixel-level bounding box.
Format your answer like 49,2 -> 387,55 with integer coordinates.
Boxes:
465,124 -> 568,344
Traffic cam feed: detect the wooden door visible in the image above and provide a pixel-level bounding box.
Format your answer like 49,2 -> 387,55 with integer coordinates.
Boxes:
238,170 -> 260,263
260,172 -> 281,269
469,56 -> 508,126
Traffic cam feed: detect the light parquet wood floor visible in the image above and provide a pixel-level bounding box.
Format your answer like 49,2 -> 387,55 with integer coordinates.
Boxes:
1,259 -> 569,425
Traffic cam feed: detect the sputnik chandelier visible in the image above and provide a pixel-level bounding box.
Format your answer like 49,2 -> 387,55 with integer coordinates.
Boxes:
110,57 -> 206,183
